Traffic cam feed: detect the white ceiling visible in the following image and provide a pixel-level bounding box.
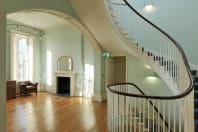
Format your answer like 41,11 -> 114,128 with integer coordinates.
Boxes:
7,12 -> 69,30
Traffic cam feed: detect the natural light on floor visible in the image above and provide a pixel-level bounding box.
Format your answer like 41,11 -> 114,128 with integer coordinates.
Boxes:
45,97 -> 54,129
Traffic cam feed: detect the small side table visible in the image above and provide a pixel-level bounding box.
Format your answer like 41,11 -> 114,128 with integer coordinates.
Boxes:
6,80 -> 16,100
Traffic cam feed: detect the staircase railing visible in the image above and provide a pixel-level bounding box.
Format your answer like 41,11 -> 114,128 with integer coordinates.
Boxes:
105,0 -> 194,131
108,83 -> 194,132
106,0 -> 193,94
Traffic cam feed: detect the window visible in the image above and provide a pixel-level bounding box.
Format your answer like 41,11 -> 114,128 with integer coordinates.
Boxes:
46,50 -> 52,86
12,33 -> 34,81
84,64 -> 94,97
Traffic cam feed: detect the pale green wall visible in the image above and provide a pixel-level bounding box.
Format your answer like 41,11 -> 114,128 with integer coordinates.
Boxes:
127,55 -> 173,96
41,24 -> 81,93
0,0 -> 6,131
84,37 -> 94,66
94,52 -> 104,101
6,31 -> 11,80
33,35 -> 42,86
41,24 -> 97,96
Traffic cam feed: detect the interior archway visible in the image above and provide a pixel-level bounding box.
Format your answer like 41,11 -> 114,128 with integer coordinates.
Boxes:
6,9 -> 102,98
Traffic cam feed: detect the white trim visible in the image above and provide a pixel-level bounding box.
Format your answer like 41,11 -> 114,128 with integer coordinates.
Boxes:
93,94 -> 102,102
102,93 -> 107,101
54,71 -> 76,96
92,95 -> 103,102
93,93 -> 107,102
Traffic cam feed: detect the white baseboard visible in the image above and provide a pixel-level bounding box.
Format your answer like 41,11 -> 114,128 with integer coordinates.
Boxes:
102,94 -> 107,101
93,94 -> 107,102
93,94 -> 103,102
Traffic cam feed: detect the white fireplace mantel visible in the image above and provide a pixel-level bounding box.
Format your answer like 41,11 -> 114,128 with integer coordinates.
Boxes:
54,71 -> 76,96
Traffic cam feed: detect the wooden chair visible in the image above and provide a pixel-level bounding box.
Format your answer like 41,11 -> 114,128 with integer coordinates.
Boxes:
18,81 -> 38,96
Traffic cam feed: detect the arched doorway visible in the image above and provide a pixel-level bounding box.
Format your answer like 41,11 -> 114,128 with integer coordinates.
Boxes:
6,9 -> 102,98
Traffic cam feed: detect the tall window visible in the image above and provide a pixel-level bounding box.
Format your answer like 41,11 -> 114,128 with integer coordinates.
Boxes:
46,50 -> 52,86
12,33 -> 33,81
84,64 -> 94,97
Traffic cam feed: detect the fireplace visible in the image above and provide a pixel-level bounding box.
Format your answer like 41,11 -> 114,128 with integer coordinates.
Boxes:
57,77 -> 70,96
54,71 -> 76,96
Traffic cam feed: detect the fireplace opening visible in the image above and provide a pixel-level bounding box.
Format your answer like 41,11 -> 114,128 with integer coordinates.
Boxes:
57,77 -> 70,96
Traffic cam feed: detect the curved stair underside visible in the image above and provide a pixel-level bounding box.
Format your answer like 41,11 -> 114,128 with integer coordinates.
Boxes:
70,0 -> 132,55
70,0 -> 191,95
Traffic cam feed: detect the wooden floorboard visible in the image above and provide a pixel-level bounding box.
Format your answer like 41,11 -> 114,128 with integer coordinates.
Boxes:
6,92 -> 108,132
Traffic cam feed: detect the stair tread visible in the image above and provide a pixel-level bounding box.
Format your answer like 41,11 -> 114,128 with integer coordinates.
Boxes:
195,90 -> 198,92
191,70 -> 197,76
193,77 -> 198,83
194,82 -> 198,86
193,75 -> 198,78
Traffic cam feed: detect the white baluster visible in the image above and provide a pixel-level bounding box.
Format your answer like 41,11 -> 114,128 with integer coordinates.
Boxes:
163,101 -> 165,132
147,99 -> 150,131
152,99 -> 155,132
158,100 -> 160,132
173,100 -> 176,132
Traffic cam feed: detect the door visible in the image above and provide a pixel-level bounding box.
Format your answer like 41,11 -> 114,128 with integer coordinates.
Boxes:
106,56 -> 126,85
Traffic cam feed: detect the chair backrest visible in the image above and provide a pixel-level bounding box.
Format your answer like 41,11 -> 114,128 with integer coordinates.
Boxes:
24,81 -> 30,85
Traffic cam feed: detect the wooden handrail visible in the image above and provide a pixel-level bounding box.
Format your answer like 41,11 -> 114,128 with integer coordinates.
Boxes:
108,82 -> 193,100
108,82 -> 171,131
110,2 -> 126,6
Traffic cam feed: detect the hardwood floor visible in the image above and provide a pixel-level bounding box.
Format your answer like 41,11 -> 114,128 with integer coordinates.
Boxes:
6,93 -> 108,132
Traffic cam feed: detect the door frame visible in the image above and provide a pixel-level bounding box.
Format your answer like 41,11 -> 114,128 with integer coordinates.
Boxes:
105,55 -> 127,86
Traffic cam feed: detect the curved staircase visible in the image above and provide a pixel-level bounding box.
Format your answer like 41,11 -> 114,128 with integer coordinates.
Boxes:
105,0 -> 194,131
105,0 -> 192,94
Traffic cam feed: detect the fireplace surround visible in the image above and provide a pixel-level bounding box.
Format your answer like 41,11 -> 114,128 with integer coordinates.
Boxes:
54,71 -> 76,96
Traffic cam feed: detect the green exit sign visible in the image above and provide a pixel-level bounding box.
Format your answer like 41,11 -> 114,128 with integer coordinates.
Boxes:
102,52 -> 110,58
